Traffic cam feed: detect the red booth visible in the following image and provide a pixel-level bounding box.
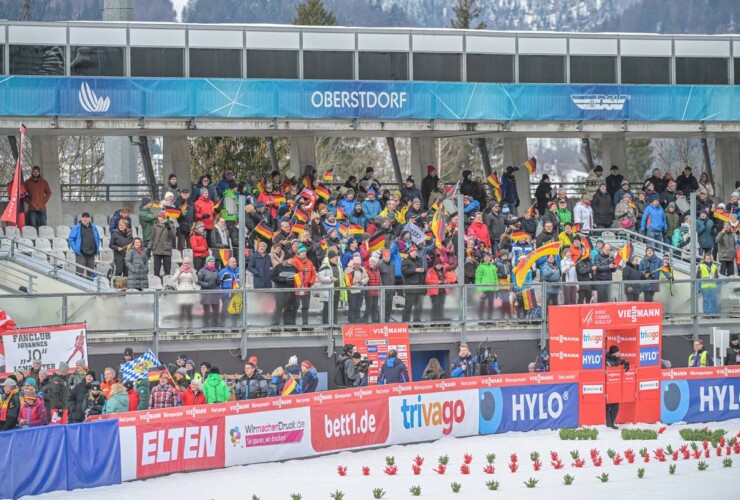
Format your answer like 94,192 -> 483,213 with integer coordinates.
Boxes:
548,302 -> 663,426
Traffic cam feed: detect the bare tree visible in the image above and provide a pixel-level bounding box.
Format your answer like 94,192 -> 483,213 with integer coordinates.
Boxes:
58,136 -> 105,201
653,138 -> 713,177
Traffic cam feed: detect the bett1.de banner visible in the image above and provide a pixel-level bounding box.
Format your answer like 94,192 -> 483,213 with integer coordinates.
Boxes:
0,323 -> 87,376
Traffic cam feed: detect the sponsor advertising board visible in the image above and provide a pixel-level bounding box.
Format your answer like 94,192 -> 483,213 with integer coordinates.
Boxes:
0,323 -> 86,376
342,323 -> 411,384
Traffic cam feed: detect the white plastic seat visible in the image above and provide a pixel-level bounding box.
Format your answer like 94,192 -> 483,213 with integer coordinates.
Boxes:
31,251 -> 48,261
4,226 -> 19,238
102,237 -> 110,249
171,249 -> 183,265
55,226 -> 70,239
0,227 -> 4,237
35,238 -> 52,251
62,214 -> 74,226
94,225 -> 105,238
93,214 -> 108,227
147,275 -> 162,290
163,275 -> 176,289
99,248 -> 114,265
17,238 -> 34,252
53,238 -> 69,252
182,248 -> 193,260
50,250 -> 66,267
21,226 -> 37,239
38,226 -> 55,239
129,214 -> 140,227
96,263 -> 112,277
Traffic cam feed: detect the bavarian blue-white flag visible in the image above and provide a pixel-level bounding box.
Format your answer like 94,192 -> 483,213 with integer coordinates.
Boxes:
119,349 -> 162,383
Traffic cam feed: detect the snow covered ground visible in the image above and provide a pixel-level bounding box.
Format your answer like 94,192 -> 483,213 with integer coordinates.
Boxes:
33,419 -> 740,500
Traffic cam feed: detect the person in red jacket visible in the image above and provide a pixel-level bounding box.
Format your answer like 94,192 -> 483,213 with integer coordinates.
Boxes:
124,381 -> 139,411
466,211 -> 492,249
189,222 -> 209,271
194,188 -> 215,235
18,386 -> 46,427
181,378 -> 207,406
364,256 -> 381,323
425,257 -> 451,322
293,245 -> 317,326
257,182 -> 281,220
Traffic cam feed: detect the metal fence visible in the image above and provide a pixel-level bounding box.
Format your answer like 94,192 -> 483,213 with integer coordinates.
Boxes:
1,277 -> 737,349
60,183 -> 162,202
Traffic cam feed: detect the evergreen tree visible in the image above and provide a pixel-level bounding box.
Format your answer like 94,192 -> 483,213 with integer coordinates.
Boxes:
448,0 -> 487,29
626,139 -> 654,183
188,137 -> 290,183
293,0 -> 337,26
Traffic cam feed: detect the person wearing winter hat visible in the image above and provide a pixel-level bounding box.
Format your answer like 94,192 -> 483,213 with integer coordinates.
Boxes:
300,361 -> 319,393
185,360 -> 196,379
400,175 -> 422,204
1,378 -> 21,430
174,367 -> 191,391
725,334 -> 740,366
123,347 -> 134,363
292,241 -> 317,326
197,255 -> 221,327
285,355 -> 301,378
421,164 -> 439,209
605,345 -> 629,429
318,249 -> 342,324
345,252 -> 369,323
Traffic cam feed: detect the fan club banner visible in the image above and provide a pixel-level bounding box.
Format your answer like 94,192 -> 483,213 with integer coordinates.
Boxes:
0,323 -> 87,376
342,323 -> 411,384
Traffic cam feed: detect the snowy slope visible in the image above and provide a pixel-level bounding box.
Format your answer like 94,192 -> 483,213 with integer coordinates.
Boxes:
32,419 -> 740,499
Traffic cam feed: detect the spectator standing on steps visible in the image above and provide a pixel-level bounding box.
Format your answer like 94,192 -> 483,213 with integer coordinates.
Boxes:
150,212 -> 176,278
23,165 -> 51,229
125,237 -> 148,291
139,197 -> 158,251
401,245 -> 425,323
68,212 -> 100,278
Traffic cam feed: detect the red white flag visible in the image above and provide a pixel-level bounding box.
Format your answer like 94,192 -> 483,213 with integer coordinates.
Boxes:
0,309 -> 16,331
1,124 -> 27,226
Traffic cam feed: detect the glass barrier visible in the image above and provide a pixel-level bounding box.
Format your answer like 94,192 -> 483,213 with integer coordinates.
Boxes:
157,289 -> 242,331
701,278 -> 735,319
66,292 -> 156,332
245,288 -> 331,330
0,295 -> 64,327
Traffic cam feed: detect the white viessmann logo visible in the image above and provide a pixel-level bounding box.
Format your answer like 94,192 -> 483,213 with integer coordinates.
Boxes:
78,82 -> 110,113
571,94 -> 629,111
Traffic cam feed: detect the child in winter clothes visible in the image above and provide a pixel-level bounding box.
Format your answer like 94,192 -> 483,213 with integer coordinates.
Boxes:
19,386 -> 46,427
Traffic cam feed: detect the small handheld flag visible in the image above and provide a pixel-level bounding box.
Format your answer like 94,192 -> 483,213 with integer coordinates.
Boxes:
120,349 -> 163,383
282,375 -> 297,396
323,169 -> 334,182
255,222 -> 274,241
218,249 -> 231,266
714,209 -> 730,222
523,157 -> 537,175
349,223 -> 364,235
613,243 -> 633,266
487,172 -> 502,202
368,232 -> 385,253
314,184 -> 330,200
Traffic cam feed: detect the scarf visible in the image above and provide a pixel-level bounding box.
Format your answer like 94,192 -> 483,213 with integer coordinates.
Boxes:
205,261 -> 216,271
181,261 -> 193,273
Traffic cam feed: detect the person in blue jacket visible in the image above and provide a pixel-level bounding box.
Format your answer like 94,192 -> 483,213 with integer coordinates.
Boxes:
348,201 -> 368,229
389,240 -> 403,280
640,198 -> 667,242
378,350 -> 409,384
300,361 -> 319,393
362,190 -> 382,221
337,189 -> 358,217
68,212 -> 101,277
450,343 -> 475,378
218,256 -> 239,324
463,195 -> 480,216
696,210 -> 715,255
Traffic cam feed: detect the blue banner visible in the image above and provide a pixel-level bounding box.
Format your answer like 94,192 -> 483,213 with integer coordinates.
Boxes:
0,420 -> 121,499
0,76 -> 738,122
479,383 -> 579,434
661,377 -> 740,424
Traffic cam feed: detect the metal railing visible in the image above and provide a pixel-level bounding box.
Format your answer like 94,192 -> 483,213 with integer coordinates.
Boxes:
1,277 -> 738,350
60,183 -> 162,202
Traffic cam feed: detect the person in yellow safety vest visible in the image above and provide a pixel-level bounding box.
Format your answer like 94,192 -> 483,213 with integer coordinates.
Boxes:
696,252 -> 719,316
688,339 -> 714,367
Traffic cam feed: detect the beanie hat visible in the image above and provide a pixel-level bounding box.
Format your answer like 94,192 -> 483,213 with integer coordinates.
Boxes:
288,355 -> 298,366
24,378 -> 37,389
140,196 -> 152,207
406,175 -> 414,183
2,378 -> 17,388
186,359 -> 195,367
248,356 -> 259,365
205,256 -> 216,263
608,345 -> 620,355
502,206 -> 511,214
427,165 -> 436,174
58,361 -> 69,373
327,250 -> 338,259
124,347 -> 134,357
301,360 -> 314,370
297,244 -> 307,255
176,367 -> 188,377
87,370 -> 96,380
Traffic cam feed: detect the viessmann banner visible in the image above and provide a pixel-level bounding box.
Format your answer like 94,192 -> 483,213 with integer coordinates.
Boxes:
0,76 -> 738,122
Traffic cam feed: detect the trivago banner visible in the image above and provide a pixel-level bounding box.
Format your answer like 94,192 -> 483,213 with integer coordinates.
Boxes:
0,323 -> 87,376
1,76 -> 739,122
661,366 -> 740,424
91,366 -> 740,483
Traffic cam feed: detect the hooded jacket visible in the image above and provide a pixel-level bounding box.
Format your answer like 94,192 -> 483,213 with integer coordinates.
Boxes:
301,368 -> 319,393
203,373 -> 230,404
378,356 -> 409,385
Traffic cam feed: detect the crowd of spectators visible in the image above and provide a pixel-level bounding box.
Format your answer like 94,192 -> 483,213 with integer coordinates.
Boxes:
53,161 -> 740,324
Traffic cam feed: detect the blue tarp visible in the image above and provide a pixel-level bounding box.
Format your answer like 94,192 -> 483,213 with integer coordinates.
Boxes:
0,76 -> 737,122
0,420 -> 121,499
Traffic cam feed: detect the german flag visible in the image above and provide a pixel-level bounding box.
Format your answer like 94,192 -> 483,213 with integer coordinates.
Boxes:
487,172 -> 502,202
714,209 -> 730,222
164,206 -> 181,219
180,202 -> 188,213
349,223 -> 364,235
323,169 -> 334,182
291,221 -> 305,234
525,204 -> 536,217
613,242 -> 633,266
319,239 -> 328,251
302,176 -> 312,189
581,236 -> 593,260
523,157 -> 537,175
521,288 -> 537,311
255,222 -> 274,241
368,232 -> 385,252
628,200 -> 637,211
282,374 -> 297,396
425,230 -> 433,241
345,270 -> 354,287
431,209 -> 445,249
294,272 -> 304,288
272,194 -> 287,205
293,207 -> 308,223
255,180 -> 266,194
513,241 -> 561,287
211,198 -> 222,214
572,223 -> 581,233
511,231 -> 530,242
218,249 -> 230,266
336,207 -> 346,220
315,184 -> 330,200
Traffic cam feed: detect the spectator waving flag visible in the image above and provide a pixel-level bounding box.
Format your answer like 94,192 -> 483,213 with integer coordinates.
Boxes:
368,232 -> 385,253
255,222 -> 274,241
514,241 -> 561,287
120,349 -> 163,383
487,171 -> 502,202
323,169 -> 334,182
581,236 -> 593,260
314,184 -> 330,201
525,204 -> 536,217
1,124 -> 27,227
0,309 -> 17,331
613,243 -> 633,266
714,209 -> 730,222
431,208 -> 446,249
282,374 -> 297,396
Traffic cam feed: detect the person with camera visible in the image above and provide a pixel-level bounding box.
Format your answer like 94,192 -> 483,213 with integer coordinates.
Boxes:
378,350 -> 409,385
450,343 -> 475,378
605,345 -> 629,429
335,344 -> 367,388
150,211 -> 176,278
474,346 -> 500,376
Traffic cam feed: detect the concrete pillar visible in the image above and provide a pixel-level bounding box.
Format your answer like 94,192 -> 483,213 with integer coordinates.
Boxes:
289,137 -> 317,179
601,136 -> 628,171
162,136 -> 192,187
31,136 -> 63,228
409,137 -> 436,185
714,137 -> 740,201
103,137 -> 139,200
502,137 -> 531,209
